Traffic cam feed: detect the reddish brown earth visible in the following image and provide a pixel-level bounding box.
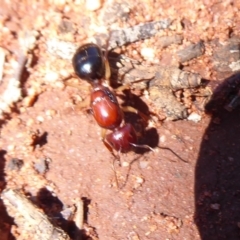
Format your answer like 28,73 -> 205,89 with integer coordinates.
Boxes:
0,1 -> 240,240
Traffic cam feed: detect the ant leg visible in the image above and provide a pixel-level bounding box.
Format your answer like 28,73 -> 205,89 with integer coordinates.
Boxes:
105,141 -> 122,189
113,85 -> 150,122
101,128 -> 121,188
64,79 -> 91,109
101,128 -> 107,141
64,78 -> 90,91
104,59 -> 111,86
75,95 -> 91,110
102,138 -> 121,162
114,84 -> 131,93
111,157 -> 120,189
121,105 -> 149,123
101,128 -> 121,162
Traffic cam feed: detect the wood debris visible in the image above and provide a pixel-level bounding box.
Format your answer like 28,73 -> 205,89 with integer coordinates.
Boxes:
1,189 -> 70,240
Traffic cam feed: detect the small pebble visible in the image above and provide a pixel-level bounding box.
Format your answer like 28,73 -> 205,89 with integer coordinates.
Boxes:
85,0 -> 102,11
59,69 -> 70,78
19,30 -> 38,51
7,145 -> 15,151
6,158 -> 24,171
34,158 -> 50,174
160,135 -> 166,143
141,47 -> 155,60
23,94 -> 37,107
55,81 -> 65,89
26,118 -> 34,127
36,116 -> 44,123
122,161 -> 129,167
187,112 -> 201,122
45,109 -> 56,116
61,206 -> 75,220
135,176 -> 144,184
139,160 -> 149,169
45,71 -> 59,83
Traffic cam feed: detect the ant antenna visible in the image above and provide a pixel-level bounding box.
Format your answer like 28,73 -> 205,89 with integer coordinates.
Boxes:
130,143 -> 155,152
158,146 -> 188,163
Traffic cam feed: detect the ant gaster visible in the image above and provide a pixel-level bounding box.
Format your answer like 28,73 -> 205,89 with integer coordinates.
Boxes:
72,43 -> 152,155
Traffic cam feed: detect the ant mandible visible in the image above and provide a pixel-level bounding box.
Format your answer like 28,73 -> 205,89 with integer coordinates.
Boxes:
72,43 -> 152,157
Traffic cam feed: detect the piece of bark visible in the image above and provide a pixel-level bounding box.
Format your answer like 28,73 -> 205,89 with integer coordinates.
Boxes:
177,41 -> 205,63
111,55 -> 202,90
74,198 -> 84,240
157,35 -> 183,48
110,56 -> 201,120
1,189 -> 70,240
211,37 -> 240,78
47,20 -> 172,60
100,19 -> 172,50
149,86 -> 188,120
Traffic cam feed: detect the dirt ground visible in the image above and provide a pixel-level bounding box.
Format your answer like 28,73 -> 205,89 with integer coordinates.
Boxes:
1,1 -> 240,240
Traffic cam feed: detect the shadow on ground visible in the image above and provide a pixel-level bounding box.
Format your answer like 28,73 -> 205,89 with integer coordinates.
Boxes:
195,73 -> 240,239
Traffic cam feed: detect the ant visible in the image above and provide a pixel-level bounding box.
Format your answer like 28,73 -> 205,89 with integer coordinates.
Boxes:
72,43 -> 153,157
71,43 -> 187,188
